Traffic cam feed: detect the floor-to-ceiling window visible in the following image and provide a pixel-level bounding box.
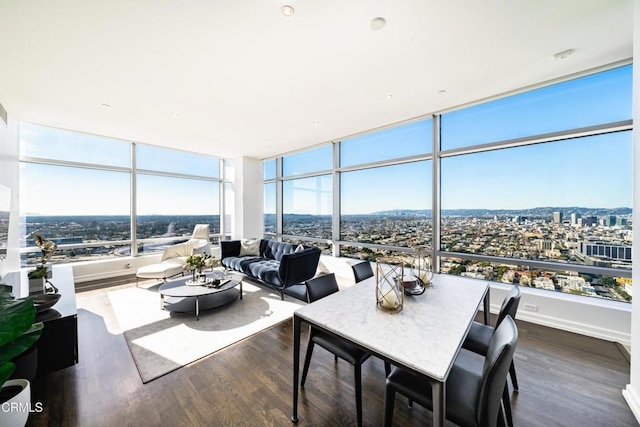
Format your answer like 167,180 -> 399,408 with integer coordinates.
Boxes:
439,65 -> 632,301
263,64 -> 633,302
278,145 -> 333,253
263,159 -> 277,238
339,118 -> 433,262
135,144 -> 221,255
19,124 -> 228,265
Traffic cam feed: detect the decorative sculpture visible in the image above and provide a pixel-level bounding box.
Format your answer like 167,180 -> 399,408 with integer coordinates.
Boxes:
34,233 -> 57,265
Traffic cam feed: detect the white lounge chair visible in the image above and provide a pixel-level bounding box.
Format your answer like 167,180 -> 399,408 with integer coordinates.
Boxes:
136,224 -> 211,286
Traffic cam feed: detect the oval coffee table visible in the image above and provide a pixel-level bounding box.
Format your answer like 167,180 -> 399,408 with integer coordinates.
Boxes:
158,272 -> 242,320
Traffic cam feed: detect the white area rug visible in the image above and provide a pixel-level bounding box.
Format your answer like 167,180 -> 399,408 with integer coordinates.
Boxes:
108,282 -> 304,383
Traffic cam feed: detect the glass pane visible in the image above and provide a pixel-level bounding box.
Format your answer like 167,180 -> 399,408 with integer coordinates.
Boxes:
137,236 -> 222,256
264,183 -> 276,234
263,159 -> 276,180
440,256 -> 631,302
224,182 -> 233,237
441,65 -> 633,150
282,237 -> 332,255
283,175 -> 332,238
282,145 -> 332,177
20,163 -> 131,262
440,132 -> 632,271
136,174 -> 220,242
22,244 -> 134,266
341,119 -> 432,167
340,161 -> 432,249
20,123 -> 131,167
136,144 -> 220,178
340,244 -> 411,263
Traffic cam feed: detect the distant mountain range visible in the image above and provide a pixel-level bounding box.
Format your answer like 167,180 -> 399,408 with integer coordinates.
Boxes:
368,207 -> 632,217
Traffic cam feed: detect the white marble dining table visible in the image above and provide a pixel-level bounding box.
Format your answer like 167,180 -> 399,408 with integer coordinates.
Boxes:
291,273 -> 490,426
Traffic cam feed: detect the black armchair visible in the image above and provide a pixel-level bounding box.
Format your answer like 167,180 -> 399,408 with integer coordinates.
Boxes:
384,315 -> 519,427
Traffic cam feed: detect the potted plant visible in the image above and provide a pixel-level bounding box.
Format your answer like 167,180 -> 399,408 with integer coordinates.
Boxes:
27,266 -> 50,294
0,284 -> 43,427
184,253 -> 212,282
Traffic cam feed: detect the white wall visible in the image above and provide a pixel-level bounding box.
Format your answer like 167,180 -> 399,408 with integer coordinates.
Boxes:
0,108 -> 21,281
232,156 -> 263,239
623,0 -> 640,421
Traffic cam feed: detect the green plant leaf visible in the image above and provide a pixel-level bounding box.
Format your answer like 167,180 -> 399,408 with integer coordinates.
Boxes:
0,298 -> 36,347
0,322 -> 43,363
0,284 -> 42,386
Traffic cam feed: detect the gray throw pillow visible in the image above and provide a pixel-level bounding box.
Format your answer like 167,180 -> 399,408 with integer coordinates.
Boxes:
239,239 -> 261,256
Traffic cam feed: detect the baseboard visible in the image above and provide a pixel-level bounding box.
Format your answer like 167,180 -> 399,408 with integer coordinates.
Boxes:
623,385 -> 640,424
516,309 -> 631,346
74,269 -> 135,284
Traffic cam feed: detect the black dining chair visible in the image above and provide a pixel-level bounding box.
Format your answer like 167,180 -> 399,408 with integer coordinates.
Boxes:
300,273 -> 372,427
463,286 -> 521,391
383,315 -> 519,427
351,261 -> 374,283
461,285 -> 520,427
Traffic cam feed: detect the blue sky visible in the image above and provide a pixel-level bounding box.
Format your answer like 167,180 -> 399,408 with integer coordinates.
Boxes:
20,124 -> 220,216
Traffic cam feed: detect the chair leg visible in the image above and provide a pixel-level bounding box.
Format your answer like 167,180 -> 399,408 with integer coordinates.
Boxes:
384,362 -> 391,376
335,355 -> 339,363
383,387 -> 396,427
498,401 -> 507,427
355,363 -> 363,427
503,383 -> 513,427
509,361 -> 519,392
301,340 -> 315,388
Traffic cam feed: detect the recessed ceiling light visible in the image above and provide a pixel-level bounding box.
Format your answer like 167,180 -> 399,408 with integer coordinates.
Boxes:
312,121 -> 320,125
438,89 -> 447,95
553,49 -> 574,61
386,94 -> 394,99
172,112 -> 180,117
101,103 -> 111,108
371,17 -> 386,31
281,5 -> 294,17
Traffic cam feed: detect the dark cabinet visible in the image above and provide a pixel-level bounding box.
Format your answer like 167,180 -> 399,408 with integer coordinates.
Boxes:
7,267 -> 79,377
34,269 -> 78,377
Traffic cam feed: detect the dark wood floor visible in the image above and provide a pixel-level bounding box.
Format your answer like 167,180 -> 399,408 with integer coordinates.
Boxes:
27,282 -> 637,427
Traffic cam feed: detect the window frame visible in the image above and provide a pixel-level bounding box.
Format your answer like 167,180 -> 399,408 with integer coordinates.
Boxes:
263,63 -> 633,302
19,129 -> 230,265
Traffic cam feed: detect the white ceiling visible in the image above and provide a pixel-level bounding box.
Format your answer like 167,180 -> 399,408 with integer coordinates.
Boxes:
0,1 -> 632,160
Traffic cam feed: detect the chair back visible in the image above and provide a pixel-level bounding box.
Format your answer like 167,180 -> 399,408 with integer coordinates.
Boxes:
189,224 -> 211,255
477,315 -> 518,427
351,262 -> 374,283
306,273 -> 339,303
495,286 -> 521,328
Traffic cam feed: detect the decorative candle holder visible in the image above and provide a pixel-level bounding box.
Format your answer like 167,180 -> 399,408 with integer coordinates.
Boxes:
404,247 -> 432,296
375,261 -> 404,313
416,248 -> 434,286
